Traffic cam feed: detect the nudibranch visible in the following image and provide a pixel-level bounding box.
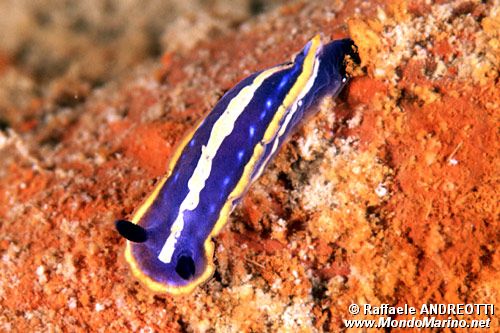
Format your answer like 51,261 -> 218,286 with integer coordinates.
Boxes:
116,35 -> 360,295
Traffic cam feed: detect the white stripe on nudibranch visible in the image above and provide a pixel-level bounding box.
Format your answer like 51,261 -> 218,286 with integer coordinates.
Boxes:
158,66 -> 286,264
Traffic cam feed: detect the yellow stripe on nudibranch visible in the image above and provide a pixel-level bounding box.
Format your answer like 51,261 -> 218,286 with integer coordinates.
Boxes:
252,41 -> 322,181
262,34 -> 322,143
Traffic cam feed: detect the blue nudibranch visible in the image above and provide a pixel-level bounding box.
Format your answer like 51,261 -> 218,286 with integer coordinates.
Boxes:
116,35 -> 359,294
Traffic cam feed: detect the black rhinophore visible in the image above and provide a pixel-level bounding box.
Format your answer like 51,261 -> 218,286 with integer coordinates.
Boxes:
175,255 -> 196,280
115,220 -> 148,243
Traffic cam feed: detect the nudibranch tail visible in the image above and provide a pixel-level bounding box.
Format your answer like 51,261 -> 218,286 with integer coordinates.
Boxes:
116,34 -> 359,295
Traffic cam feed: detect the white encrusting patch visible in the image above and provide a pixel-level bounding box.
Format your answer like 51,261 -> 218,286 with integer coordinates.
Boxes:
158,66 -> 286,264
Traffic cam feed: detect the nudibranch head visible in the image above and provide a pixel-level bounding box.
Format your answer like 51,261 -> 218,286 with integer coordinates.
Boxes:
118,217 -> 214,294
116,219 -> 202,281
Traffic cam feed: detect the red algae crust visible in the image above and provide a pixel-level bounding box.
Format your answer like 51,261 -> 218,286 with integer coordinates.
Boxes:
0,0 -> 498,332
